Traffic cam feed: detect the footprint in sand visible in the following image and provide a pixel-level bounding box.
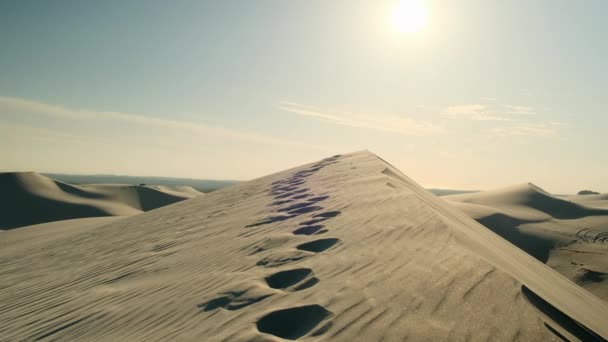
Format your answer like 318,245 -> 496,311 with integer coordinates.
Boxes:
255,238 -> 342,267
274,189 -> 309,199
246,215 -> 294,228
256,305 -> 333,340
265,268 -> 319,291
277,202 -> 317,213
296,238 -> 341,253
293,225 -> 326,236
198,288 -> 273,312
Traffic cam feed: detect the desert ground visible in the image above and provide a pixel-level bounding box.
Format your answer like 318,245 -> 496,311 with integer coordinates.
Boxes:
1,151 -> 607,341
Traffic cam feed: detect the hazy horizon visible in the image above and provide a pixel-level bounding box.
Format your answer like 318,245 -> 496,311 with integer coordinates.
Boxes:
2,0 -> 607,193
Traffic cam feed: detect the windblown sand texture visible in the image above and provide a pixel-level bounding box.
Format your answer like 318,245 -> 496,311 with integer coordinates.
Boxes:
1,152 -> 607,341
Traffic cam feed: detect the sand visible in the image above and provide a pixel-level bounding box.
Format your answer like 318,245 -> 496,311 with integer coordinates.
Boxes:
1,152 -> 607,341
0,172 -> 203,229
444,183 -> 608,305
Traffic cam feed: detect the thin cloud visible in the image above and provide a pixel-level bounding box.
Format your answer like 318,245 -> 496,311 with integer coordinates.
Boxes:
0,96 -> 323,150
443,103 -> 536,121
442,104 -> 510,121
441,102 -> 563,138
504,105 -> 536,116
279,101 -> 443,136
488,122 -> 563,137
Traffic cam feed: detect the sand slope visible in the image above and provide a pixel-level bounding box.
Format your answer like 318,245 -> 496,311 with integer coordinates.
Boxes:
1,152 -> 607,341
445,184 -> 608,304
562,193 -> 608,209
0,172 -> 202,229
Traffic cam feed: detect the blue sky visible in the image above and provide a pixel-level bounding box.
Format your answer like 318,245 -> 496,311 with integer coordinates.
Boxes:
1,0 -> 607,193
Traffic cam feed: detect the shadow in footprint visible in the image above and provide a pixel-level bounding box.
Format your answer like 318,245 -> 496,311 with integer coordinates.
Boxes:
313,211 -> 341,219
307,196 -> 330,203
293,277 -> 319,291
300,218 -> 329,226
288,206 -> 323,216
246,215 -> 294,228
265,268 -> 314,289
278,202 -> 315,213
199,290 -> 272,312
293,225 -> 325,236
274,185 -> 300,192
270,199 -> 293,206
275,189 -> 309,199
257,305 -> 332,340
297,238 -> 340,253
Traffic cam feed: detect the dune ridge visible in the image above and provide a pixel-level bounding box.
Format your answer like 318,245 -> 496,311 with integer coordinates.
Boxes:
0,172 -> 202,229
0,152 -> 607,341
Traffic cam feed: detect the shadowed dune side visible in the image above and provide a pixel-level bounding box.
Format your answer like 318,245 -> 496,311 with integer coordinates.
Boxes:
0,172 -> 202,229
445,184 -> 608,303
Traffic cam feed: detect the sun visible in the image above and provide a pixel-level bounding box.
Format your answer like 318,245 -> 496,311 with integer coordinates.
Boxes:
391,0 -> 429,34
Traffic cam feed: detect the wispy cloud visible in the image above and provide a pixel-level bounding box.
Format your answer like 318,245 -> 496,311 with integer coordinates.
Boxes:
442,103 -> 536,121
279,101 -> 443,136
441,102 -> 565,138
488,122 -> 563,137
442,104 -> 509,121
0,96 -> 323,150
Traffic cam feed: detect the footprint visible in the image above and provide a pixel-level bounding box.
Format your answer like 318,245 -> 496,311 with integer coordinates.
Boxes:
313,211 -> 341,219
291,173 -> 313,180
270,199 -> 293,206
299,217 -> 330,226
293,225 -> 325,236
256,305 -> 333,340
286,179 -> 306,185
198,288 -> 273,312
273,185 -> 300,192
275,189 -> 309,199
246,215 -> 294,228
288,206 -> 323,215
307,195 -> 329,203
278,202 -> 316,213
296,238 -> 340,253
256,250 -> 313,267
265,268 -> 319,291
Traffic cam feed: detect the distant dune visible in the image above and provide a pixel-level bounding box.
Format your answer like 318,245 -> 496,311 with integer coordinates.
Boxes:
0,172 -> 203,229
427,188 -> 478,196
43,173 -> 238,192
444,183 -> 608,302
1,152 -> 606,341
561,193 -> 608,209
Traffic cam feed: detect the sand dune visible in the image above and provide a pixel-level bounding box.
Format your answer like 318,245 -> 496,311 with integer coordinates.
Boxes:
1,152 -> 607,341
562,193 -> 608,209
445,183 -> 608,304
0,172 -> 202,229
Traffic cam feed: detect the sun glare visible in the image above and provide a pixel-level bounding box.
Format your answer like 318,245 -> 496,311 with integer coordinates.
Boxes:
392,0 -> 429,34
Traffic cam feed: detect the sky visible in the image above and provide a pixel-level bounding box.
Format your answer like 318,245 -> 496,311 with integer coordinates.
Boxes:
1,0 -> 607,193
